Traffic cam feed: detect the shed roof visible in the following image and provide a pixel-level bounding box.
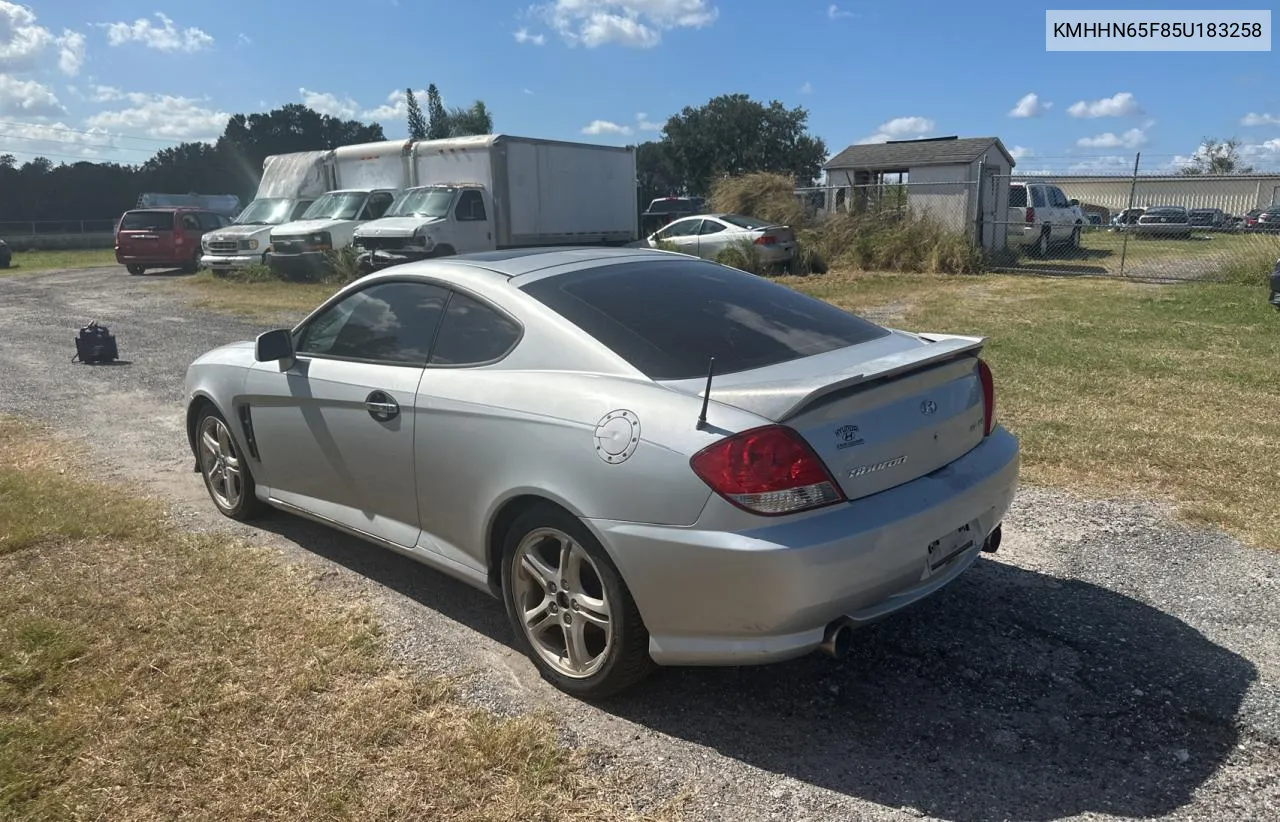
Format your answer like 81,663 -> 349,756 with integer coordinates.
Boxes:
824,136 -> 1015,171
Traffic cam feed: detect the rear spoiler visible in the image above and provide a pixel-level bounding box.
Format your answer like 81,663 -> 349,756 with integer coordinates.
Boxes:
707,334 -> 986,423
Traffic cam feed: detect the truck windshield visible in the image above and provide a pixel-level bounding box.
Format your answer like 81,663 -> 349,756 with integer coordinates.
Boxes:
387,188 -> 454,218
233,198 -> 296,225
300,192 -> 368,221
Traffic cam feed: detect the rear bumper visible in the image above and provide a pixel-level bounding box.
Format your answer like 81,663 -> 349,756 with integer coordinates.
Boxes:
589,426 -> 1020,666
115,252 -> 186,266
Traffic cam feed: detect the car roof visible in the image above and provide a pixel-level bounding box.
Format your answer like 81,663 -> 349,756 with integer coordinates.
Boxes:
364,246 -> 681,284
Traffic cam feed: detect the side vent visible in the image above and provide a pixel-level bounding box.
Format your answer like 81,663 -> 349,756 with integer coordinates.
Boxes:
237,405 -> 260,460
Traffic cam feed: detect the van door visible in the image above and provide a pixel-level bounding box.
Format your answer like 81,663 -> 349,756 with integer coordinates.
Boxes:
450,189 -> 493,253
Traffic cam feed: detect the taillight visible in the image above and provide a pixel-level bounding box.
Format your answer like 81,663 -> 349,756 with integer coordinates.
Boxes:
690,425 -> 844,516
754,235 -> 777,246
977,358 -> 996,436
1025,207 -> 1036,224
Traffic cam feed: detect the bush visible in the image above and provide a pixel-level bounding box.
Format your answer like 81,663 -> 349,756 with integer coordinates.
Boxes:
1214,245 -> 1280,286
708,172 -> 810,229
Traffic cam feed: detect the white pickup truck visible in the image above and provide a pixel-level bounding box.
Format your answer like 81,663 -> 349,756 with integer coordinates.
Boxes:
1007,181 -> 1086,256
351,135 -> 638,271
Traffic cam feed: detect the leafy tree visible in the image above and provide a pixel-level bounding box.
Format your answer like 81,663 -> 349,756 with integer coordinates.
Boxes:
0,154 -> 15,169
405,88 -> 428,140
425,84 -> 450,140
661,93 -> 827,195
1179,137 -> 1255,175
446,101 -> 492,137
634,140 -> 681,205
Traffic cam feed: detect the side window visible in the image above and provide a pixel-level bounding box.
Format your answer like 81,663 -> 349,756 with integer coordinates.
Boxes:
455,190 -> 487,222
181,213 -> 201,231
197,212 -> 222,230
699,220 -> 727,235
657,218 -> 698,239
429,291 -> 521,366
1008,186 -> 1027,208
1049,187 -> 1070,207
362,192 -> 394,220
1031,187 -> 1047,208
295,281 -> 450,365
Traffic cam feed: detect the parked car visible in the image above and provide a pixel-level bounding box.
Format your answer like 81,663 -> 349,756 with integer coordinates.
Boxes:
1242,208 -> 1265,230
115,207 -> 231,275
641,196 -> 705,235
1130,206 -> 1192,238
1007,181 -> 1085,255
183,247 -> 1019,699
1188,208 -> 1229,229
1270,259 -> 1280,311
0,238 -> 10,269
1254,208 -> 1280,233
645,213 -> 797,267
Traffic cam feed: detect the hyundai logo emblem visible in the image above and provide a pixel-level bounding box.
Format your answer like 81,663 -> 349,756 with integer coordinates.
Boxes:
920,400 -> 938,416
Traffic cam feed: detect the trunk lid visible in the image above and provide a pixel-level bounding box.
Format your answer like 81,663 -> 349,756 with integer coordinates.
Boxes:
673,333 -> 988,501
116,210 -> 177,257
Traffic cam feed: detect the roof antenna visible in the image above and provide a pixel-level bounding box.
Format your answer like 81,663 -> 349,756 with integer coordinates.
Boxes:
696,356 -> 715,429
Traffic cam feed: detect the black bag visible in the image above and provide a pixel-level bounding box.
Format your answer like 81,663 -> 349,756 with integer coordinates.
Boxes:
73,321 -> 119,364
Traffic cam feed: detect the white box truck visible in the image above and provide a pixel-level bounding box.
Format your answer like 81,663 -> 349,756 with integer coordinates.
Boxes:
266,139 -> 413,277
351,135 -> 638,272
200,150 -> 336,272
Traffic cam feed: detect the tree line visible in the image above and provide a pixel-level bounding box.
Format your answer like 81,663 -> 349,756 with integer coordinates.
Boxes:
0,91 -> 828,225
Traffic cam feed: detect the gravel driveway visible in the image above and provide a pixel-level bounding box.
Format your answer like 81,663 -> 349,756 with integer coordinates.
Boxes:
2,267 -> 1278,822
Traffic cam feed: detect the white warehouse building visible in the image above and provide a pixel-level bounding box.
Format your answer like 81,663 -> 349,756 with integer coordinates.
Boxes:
1011,174 -> 1280,218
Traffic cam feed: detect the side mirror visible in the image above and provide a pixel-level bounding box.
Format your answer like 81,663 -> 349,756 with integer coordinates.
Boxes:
255,328 -> 295,366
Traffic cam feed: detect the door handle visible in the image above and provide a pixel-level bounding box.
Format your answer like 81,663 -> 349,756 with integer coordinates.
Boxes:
365,390 -> 399,422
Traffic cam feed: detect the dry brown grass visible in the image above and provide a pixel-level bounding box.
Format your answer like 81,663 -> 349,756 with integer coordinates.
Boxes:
785,271 -> 1280,550
0,418 -> 682,821
165,271 -> 339,322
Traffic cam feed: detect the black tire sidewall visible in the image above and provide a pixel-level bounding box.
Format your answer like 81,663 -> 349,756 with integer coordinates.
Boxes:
499,504 -> 652,699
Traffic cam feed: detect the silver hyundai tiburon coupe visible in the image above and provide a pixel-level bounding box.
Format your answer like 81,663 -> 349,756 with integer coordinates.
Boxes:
184,247 -> 1020,698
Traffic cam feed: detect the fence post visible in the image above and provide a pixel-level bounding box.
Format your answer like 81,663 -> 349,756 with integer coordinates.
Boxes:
974,159 -> 986,251
1118,152 -> 1141,278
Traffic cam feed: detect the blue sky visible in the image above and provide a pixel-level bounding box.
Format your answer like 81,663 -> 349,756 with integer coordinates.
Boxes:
2,0 -> 1278,176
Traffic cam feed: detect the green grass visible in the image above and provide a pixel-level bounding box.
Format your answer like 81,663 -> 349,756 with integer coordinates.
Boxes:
0,248 -> 116,275
0,418 -> 680,821
780,270 -> 1280,550
1015,229 -> 1280,279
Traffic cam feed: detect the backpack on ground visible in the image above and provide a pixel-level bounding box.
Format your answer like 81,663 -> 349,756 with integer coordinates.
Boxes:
73,321 -> 119,364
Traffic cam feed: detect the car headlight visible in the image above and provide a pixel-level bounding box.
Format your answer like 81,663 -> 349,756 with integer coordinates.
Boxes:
413,231 -> 434,249
241,239 -> 260,251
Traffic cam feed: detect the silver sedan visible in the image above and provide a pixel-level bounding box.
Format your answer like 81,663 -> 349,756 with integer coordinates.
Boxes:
646,213 -> 797,266
184,247 -> 1020,699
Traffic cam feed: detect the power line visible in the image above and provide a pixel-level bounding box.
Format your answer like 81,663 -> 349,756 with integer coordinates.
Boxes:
0,131 -> 158,155
0,118 -> 200,147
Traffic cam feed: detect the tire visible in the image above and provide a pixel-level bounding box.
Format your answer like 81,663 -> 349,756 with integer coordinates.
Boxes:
500,504 -> 655,699
1033,227 -> 1051,257
195,406 -> 266,522
126,264 -> 145,275
181,249 -> 200,274
1068,226 -> 1081,249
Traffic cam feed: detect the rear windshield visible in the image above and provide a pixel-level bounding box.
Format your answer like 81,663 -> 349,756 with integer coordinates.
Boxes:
1008,186 -> 1027,208
119,210 -> 174,231
719,214 -> 771,230
521,258 -> 889,381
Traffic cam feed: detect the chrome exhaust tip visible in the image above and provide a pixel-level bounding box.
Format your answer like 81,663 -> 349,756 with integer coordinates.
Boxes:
818,618 -> 854,659
982,523 -> 1003,554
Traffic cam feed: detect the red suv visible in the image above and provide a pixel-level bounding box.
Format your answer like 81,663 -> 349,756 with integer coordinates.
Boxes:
115,207 -> 231,275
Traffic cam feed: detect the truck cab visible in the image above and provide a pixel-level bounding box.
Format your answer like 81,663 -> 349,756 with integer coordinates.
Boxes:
200,197 -> 316,272
266,188 -> 396,278
352,184 -> 494,272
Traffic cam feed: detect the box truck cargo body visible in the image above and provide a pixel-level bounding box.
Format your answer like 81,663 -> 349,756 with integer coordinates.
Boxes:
352,135 -> 637,271
200,150 -> 336,272
267,140 -> 413,277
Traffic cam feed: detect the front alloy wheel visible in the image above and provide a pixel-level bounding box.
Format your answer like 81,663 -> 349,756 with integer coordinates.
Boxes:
196,408 -> 263,521
501,506 -> 654,699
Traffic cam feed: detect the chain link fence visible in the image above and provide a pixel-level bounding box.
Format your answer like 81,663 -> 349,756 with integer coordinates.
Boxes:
0,219 -> 119,251
987,154 -> 1280,282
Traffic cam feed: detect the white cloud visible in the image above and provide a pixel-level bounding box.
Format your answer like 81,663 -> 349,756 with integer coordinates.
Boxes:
582,119 -> 632,136
237,32 -> 252,47
1067,155 -> 1133,174
86,93 -> 229,141
1076,127 -> 1147,149
300,87 -> 359,119
0,74 -> 64,117
514,27 -> 546,45
0,120 -> 117,160
800,81 -> 813,94
104,13 -> 214,53
1008,145 -> 1031,160
1008,92 -> 1049,118
858,115 -> 935,144
635,112 -> 661,130
1241,112 -> 1280,127
828,4 -> 854,19
1067,92 -> 1141,118
88,83 -> 124,101
0,2 -> 85,76
523,87 -> 535,95
538,0 -> 719,48
362,87 -> 429,121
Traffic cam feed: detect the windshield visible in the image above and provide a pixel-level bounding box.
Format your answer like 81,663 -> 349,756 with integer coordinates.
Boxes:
300,191 -> 368,221
234,198 -> 298,225
387,188 -> 455,218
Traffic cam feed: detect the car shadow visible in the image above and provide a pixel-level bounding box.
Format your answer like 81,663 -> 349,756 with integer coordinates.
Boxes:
252,512 -> 1255,822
